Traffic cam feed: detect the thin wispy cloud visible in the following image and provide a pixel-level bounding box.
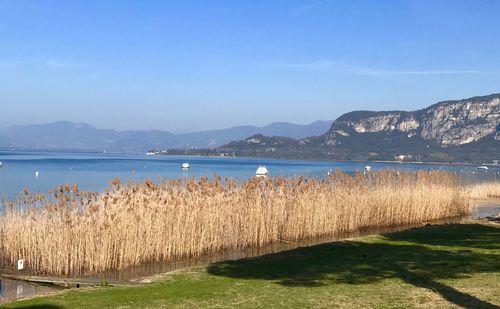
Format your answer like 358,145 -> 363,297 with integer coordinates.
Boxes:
47,59 -> 71,68
292,0 -> 331,15
355,69 -> 489,76
46,59 -> 84,69
275,60 -> 346,71
274,60 -> 494,76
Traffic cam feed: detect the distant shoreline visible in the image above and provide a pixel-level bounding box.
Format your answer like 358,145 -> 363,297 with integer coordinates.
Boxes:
144,151 -> 497,167
1,148 -> 496,167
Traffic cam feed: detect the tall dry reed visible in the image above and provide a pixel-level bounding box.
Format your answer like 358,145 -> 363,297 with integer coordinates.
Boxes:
467,182 -> 500,199
0,170 -> 469,276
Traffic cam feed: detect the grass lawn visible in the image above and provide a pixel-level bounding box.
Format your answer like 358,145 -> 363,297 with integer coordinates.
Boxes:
2,223 -> 499,308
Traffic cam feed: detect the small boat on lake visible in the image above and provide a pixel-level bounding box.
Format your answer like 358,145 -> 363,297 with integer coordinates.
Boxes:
0,161 -> 3,167
256,166 -> 268,177
182,162 -> 190,170
477,166 -> 489,170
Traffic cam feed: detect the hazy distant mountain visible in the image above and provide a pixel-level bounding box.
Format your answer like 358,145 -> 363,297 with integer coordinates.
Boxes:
0,121 -> 117,150
217,93 -> 500,163
0,120 -> 332,153
176,121 -> 331,148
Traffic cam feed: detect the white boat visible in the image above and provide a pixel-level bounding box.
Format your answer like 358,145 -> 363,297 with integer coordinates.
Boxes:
364,165 -> 372,172
256,166 -> 269,177
181,162 -> 190,170
0,161 -> 3,168
477,166 -> 489,170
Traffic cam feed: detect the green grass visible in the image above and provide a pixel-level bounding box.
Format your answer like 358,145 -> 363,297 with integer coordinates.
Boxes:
2,223 -> 499,308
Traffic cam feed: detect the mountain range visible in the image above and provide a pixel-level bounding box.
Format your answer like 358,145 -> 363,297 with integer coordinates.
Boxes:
0,120 -> 332,153
1,93 -> 498,164
216,93 -> 500,164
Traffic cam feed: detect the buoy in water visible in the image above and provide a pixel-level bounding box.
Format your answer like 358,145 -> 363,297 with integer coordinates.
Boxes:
256,166 -> 268,177
35,170 -> 39,178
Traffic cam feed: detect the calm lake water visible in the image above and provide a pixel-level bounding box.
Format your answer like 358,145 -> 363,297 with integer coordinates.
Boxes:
0,150 -> 498,198
0,278 -> 60,303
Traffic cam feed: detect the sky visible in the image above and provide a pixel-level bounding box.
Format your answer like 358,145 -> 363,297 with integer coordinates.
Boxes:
0,0 -> 499,132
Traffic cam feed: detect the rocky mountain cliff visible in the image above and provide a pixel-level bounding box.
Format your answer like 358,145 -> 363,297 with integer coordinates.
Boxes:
325,93 -> 499,147
219,93 -> 500,163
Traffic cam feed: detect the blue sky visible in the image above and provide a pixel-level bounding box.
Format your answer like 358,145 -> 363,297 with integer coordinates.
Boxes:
0,0 -> 499,132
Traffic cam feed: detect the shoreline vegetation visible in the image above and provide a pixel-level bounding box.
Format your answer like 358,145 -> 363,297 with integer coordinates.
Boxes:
2,148 -> 499,167
2,223 -> 499,308
468,182 -> 500,199
149,148 -> 500,167
145,149 -> 500,166
0,170 -> 473,276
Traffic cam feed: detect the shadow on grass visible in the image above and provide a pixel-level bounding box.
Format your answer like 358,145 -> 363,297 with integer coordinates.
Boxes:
1,305 -> 63,309
208,224 -> 500,308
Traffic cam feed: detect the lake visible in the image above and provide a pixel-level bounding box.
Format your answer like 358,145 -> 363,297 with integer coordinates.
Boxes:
0,278 -> 61,303
0,150 -> 498,198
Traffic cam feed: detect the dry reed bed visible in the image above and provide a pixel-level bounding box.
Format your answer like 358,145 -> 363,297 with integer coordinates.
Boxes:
0,170 -> 469,276
467,182 -> 500,199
